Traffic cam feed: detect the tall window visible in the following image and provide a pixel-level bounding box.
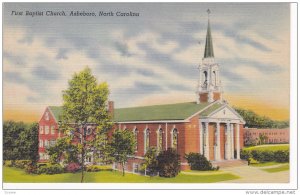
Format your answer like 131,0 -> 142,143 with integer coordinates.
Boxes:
144,128 -> 150,153
45,126 -> 49,134
172,129 -> 178,149
158,128 -> 163,151
203,71 -> 208,87
39,140 -> 43,148
212,71 -> 216,86
51,126 -> 55,134
134,128 -> 138,151
39,126 -> 44,134
44,140 -> 49,147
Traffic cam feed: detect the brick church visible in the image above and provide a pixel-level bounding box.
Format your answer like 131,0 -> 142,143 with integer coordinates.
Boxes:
38,14 -> 245,172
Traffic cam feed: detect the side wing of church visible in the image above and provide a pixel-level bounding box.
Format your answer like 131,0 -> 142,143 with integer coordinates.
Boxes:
38,12 -> 246,172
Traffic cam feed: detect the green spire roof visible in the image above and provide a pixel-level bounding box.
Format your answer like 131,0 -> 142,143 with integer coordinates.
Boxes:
204,19 -> 214,58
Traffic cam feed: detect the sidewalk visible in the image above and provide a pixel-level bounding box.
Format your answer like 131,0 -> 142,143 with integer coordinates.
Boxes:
219,165 -> 289,183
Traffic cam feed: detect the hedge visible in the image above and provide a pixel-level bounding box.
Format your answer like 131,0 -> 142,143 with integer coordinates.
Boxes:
240,149 -> 289,163
36,164 -> 64,175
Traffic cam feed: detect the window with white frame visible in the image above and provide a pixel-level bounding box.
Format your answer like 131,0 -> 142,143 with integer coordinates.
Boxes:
50,140 -> 56,147
45,126 -> 49,134
39,139 -> 43,148
144,128 -> 150,153
44,140 -> 49,147
51,126 -> 55,134
172,128 -> 178,149
45,112 -> 50,121
39,153 -> 44,160
134,128 -> 138,151
133,163 -> 139,173
157,128 -> 163,151
39,126 -> 44,134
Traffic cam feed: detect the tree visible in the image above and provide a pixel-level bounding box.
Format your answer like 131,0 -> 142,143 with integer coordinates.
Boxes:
141,147 -> 158,176
3,121 -> 39,164
157,148 -> 180,178
60,67 -> 112,183
109,130 -> 136,176
234,107 -> 289,128
47,137 -> 79,165
258,134 -> 268,145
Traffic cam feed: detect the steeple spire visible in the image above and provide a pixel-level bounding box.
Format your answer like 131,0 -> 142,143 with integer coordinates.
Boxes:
204,9 -> 214,58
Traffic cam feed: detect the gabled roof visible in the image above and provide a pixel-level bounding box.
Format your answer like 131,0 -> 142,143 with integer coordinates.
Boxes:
46,101 -> 239,123
48,106 -> 63,122
114,102 -> 210,122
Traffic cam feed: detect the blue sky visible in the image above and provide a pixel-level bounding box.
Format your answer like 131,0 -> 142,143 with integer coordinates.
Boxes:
3,3 -> 290,120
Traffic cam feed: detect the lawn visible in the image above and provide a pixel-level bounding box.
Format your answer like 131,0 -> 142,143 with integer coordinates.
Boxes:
243,144 -> 289,151
3,167 -> 239,183
262,164 -> 290,173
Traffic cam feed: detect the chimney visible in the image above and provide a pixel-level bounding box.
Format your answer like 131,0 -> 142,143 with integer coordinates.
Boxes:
108,101 -> 114,119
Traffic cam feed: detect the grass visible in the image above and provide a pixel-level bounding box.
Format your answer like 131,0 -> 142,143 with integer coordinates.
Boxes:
250,161 -> 283,167
243,144 -> 289,152
262,164 -> 289,173
3,166 -> 239,183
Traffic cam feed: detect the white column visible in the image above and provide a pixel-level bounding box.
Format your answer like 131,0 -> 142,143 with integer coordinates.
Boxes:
236,123 -> 240,159
165,123 -> 168,150
205,122 -> 209,160
225,123 -> 230,160
216,122 -> 221,161
231,124 -> 234,159
199,122 -> 203,155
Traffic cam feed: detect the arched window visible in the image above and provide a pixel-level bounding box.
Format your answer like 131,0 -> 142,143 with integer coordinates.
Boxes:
203,71 -> 208,87
157,128 -> 163,151
144,128 -> 150,153
212,71 -> 217,86
134,128 -> 138,151
172,129 -> 178,149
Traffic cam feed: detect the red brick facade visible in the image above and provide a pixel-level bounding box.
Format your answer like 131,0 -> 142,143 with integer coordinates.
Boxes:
244,128 -> 289,145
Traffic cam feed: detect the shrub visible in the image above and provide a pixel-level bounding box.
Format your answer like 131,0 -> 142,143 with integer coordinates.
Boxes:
185,152 -> 218,171
274,150 -> 289,163
37,164 -> 64,175
157,148 -> 180,178
85,165 -> 112,172
25,164 -> 38,174
240,150 -> 252,160
4,160 -> 14,167
14,160 -> 32,169
65,162 -> 81,173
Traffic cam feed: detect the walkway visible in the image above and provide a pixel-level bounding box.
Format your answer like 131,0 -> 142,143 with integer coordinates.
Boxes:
219,165 -> 289,183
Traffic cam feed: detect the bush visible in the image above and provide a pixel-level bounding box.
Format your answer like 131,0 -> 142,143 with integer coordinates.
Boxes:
241,149 -> 289,163
240,150 -> 252,160
14,160 -> 32,169
4,160 -> 14,167
185,152 -> 218,171
274,150 -> 289,163
65,162 -> 81,173
85,165 -> 112,172
157,148 -> 180,178
37,164 -> 64,175
25,164 -> 38,174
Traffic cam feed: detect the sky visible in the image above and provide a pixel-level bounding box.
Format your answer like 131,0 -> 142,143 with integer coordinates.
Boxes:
3,3 -> 290,122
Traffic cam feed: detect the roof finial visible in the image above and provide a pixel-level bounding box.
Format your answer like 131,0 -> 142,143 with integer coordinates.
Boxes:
204,9 -> 214,58
207,9 -> 211,18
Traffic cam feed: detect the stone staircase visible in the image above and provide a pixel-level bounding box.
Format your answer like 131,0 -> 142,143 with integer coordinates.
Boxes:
211,159 -> 248,168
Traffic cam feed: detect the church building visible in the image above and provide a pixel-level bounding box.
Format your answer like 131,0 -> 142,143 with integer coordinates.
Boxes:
38,13 -> 245,172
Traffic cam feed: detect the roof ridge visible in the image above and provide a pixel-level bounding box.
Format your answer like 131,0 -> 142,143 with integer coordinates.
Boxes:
115,101 -> 198,110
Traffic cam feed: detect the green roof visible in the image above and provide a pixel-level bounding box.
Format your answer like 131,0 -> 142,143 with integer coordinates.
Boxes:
48,106 -> 63,122
200,102 -> 224,117
204,19 -> 214,58
47,101 -> 226,123
114,102 -> 210,122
